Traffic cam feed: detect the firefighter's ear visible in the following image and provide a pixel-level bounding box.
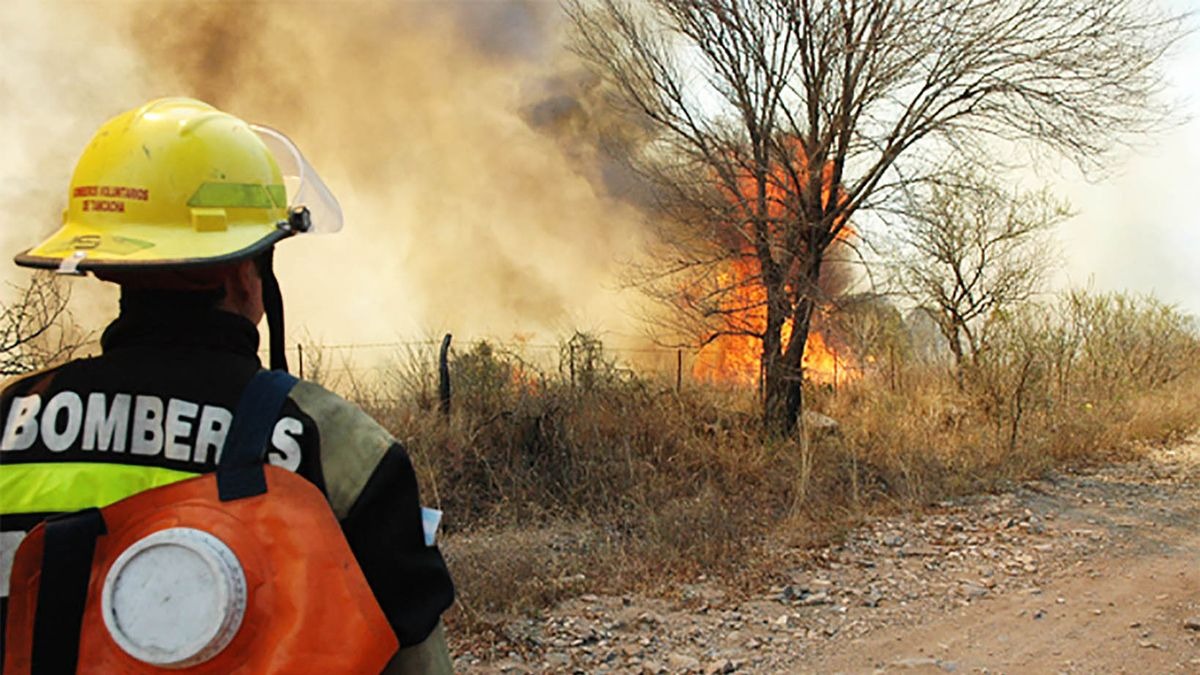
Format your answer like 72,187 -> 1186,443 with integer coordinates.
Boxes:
236,257 -> 262,293
219,259 -> 265,324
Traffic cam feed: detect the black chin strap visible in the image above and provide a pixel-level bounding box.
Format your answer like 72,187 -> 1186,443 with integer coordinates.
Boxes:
257,249 -> 288,372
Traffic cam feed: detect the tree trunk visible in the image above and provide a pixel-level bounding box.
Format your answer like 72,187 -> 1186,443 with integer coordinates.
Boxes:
762,305 -> 788,431
936,317 -> 967,390
763,296 -> 816,436
949,325 -> 965,390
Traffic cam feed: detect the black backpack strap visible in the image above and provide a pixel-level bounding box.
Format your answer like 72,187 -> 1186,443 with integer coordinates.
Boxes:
217,369 -> 299,501
30,508 -> 107,675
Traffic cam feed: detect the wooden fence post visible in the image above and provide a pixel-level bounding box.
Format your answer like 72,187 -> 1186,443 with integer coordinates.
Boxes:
438,333 -> 452,417
833,347 -> 839,394
889,344 -> 897,392
676,349 -> 683,392
569,343 -> 576,389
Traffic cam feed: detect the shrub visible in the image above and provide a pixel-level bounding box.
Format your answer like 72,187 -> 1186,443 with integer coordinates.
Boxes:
323,295 -> 1199,637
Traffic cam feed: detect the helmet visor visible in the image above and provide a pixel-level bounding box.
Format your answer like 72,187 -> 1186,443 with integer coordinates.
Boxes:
250,124 -> 343,234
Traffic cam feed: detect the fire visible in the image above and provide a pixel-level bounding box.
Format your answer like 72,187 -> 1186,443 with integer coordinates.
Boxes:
693,334 -> 759,386
690,139 -> 858,387
801,330 -> 855,386
691,295 -> 858,387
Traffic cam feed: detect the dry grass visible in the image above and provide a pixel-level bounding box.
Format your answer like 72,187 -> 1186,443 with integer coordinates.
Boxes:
322,294 -> 1200,639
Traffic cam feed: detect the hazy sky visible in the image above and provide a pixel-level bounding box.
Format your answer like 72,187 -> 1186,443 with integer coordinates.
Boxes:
1051,0 -> 1199,317
0,0 -> 1197,353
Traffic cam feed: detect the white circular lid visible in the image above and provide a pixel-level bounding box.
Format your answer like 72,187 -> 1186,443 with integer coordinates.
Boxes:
101,527 -> 247,668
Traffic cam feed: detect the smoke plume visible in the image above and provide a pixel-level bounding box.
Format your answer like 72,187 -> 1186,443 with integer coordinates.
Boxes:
2,0 -> 651,346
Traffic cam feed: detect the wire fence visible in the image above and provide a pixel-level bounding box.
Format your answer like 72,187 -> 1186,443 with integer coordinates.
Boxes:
264,336 -> 693,383
262,333 -> 885,404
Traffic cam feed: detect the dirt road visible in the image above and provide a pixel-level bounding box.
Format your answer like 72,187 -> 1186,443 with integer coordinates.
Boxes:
453,436 -> 1200,674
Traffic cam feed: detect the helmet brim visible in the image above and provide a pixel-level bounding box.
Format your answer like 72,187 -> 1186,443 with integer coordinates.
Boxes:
14,223 -> 291,272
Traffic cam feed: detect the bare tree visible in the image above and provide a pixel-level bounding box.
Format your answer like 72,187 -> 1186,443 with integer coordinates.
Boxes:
827,292 -> 908,382
890,172 -> 1069,384
565,0 -> 1181,434
0,272 -> 89,377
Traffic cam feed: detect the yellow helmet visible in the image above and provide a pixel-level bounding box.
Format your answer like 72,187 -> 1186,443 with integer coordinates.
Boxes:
15,97 -> 340,273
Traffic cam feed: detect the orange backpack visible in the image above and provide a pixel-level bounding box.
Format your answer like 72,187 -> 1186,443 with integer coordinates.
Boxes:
3,371 -> 398,674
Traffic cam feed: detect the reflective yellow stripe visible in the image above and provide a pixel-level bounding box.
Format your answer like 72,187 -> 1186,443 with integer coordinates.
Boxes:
187,182 -> 284,209
0,462 -> 199,515
38,234 -> 155,257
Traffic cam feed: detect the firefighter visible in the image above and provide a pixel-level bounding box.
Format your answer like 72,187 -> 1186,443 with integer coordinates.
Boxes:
0,98 -> 454,673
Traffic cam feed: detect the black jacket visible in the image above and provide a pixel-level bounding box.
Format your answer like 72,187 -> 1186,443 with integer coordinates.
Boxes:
0,294 -> 454,656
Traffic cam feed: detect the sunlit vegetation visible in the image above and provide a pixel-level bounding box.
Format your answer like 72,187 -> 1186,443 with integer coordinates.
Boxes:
314,291 -> 1200,636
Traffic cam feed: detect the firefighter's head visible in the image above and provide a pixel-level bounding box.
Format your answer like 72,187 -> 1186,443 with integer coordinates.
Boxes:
14,98 -> 342,370
92,257 -> 267,325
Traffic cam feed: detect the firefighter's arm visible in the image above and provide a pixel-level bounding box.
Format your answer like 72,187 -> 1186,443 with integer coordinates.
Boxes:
340,442 -> 456,648
287,381 -> 455,656
382,622 -> 453,675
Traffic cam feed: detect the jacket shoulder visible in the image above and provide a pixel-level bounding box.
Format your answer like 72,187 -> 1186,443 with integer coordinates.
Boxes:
1,363 -> 71,399
287,380 -> 396,519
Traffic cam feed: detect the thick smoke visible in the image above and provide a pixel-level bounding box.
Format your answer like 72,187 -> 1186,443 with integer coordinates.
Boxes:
123,0 -> 653,342
0,0 -> 168,325
2,0 -> 651,346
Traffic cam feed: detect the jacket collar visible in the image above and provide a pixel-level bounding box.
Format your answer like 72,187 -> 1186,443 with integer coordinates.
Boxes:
100,290 -> 261,360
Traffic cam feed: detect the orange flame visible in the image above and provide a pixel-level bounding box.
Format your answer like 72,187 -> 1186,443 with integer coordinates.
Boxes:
691,140 -> 858,386
691,306 -> 857,386
800,330 -> 856,386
